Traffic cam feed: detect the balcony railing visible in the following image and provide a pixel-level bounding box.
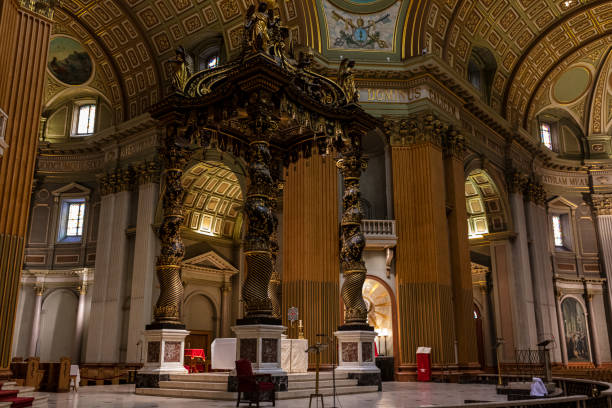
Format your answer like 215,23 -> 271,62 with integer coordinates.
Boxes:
361,219 -> 397,249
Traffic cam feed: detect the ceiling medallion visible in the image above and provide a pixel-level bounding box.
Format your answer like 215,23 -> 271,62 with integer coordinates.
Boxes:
327,0 -> 399,14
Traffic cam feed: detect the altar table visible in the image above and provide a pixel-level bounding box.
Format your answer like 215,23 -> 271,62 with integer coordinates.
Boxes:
281,339 -> 308,373
211,338 -> 237,370
184,349 -> 205,373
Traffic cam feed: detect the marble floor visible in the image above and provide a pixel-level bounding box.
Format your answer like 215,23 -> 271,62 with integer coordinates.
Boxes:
41,382 -> 510,407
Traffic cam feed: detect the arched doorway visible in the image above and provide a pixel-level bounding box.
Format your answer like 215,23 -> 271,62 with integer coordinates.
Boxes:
362,277 -> 395,357
183,293 -> 218,370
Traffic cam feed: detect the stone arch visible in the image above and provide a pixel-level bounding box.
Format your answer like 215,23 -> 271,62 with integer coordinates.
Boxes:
464,169 -> 510,238
180,151 -> 246,241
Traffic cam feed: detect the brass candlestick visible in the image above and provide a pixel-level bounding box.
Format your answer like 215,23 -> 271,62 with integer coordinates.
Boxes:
298,319 -> 305,340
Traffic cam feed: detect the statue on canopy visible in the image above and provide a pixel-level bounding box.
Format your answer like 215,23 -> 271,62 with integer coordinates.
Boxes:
337,58 -> 358,103
168,46 -> 190,93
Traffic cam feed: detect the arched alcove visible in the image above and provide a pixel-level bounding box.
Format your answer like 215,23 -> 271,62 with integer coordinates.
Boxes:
561,296 -> 591,363
468,46 -> 497,103
465,169 -> 508,239
38,289 -> 78,362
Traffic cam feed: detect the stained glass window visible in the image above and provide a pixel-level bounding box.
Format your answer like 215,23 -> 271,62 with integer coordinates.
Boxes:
66,202 -> 85,237
540,123 -> 552,149
207,56 -> 219,69
552,215 -> 563,247
76,104 -> 96,135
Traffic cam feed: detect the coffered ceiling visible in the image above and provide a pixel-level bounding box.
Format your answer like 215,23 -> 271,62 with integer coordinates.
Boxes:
45,0 -> 612,134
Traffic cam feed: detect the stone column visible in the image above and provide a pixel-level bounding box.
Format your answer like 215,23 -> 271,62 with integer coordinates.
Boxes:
489,239 -> 517,361
585,293 -> 601,366
73,283 -> 88,362
524,181 -> 562,362
220,284 -> 232,338
443,127 -> 478,368
590,195 -> 612,340
86,168 -> 133,363
507,171 -> 538,350
0,1 -> 53,378
28,285 -> 44,357
126,162 -> 160,363
554,290 -> 568,365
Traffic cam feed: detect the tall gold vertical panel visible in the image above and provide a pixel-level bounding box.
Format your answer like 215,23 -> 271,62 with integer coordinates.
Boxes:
444,154 -> 478,368
0,4 -> 52,376
392,144 -> 456,371
282,153 -> 340,366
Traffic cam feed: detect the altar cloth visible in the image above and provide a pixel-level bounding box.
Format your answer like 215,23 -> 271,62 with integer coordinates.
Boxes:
281,339 -> 308,373
211,338 -> 237,370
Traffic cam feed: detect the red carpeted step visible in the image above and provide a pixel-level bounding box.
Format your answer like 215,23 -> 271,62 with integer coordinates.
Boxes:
0,397 -> 34,408
0,390 -> 18,398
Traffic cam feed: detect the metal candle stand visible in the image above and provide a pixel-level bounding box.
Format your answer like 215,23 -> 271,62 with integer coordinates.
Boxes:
306,341 -> 329,408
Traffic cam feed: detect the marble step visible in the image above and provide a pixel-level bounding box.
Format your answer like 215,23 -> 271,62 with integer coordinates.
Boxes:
161,381 -> 228,391
137,384 -> 378,400
288,379 -> 359,390
168,373 -> 229,382
289,372 -> 350,381
159,378 -> 359,392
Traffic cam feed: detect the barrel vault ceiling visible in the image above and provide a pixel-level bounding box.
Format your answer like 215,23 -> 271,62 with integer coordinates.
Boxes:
45,0 -> 612,133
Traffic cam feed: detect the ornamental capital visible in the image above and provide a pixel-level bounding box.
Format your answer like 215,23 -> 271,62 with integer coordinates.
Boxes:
384,113 -> 446,148
442,126 -> 466,159
589,194 -> 612,216
18,0 -> 56,19
136,161 -> 161,185
523,179 -> 547,205
506,170 -> 528,195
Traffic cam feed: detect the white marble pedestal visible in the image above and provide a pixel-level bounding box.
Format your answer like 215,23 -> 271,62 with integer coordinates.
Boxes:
231,324 -> 287,375
334,330 -> 382,390
334,330 -> 379,373
135,328 -> 189,389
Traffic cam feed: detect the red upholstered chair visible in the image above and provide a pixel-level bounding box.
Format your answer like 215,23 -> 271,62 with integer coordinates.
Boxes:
235,359 -> 275,407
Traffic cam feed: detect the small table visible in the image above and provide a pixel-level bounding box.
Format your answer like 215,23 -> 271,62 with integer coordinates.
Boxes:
184,349 -> 206,373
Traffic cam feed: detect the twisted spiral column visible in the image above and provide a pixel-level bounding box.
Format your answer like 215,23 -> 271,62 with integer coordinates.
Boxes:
337,144 -> 369,327
152,145 -> 191,327
241,139 -> 277,321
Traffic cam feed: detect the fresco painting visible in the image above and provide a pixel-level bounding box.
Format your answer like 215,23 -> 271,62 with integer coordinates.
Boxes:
562,297 -> 590,362
48,37 -> 93,85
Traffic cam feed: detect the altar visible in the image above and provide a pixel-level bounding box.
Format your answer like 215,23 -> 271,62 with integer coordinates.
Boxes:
210,338 -> 308,373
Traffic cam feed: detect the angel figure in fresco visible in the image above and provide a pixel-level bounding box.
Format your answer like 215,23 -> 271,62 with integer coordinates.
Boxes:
168,46 -> 190,93
337,58 -> 358,103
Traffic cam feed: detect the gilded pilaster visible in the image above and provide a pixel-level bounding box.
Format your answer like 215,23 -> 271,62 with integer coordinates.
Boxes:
0,0 -> 53,376
282,153 -> 340,365
386,113 -> 455,373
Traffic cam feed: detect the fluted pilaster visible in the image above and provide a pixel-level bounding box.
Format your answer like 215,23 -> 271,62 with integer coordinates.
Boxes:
282,153 -> 340,366
388,113 -> 455,371
0,2 -> 52,376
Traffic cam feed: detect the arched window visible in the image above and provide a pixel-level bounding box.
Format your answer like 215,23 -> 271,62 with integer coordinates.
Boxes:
189,36 -> 224,72
561,297 -> 590,362
467,47 -> 497,104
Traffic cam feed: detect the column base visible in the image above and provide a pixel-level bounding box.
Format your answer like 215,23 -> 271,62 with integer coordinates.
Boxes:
232,324 -> 287,376
0,367 -> 12,380
136,328 -> 189,380
335,330 -> 380,372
